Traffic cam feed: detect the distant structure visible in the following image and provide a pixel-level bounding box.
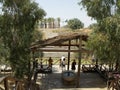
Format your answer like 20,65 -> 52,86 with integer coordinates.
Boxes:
37,17 -> 61,29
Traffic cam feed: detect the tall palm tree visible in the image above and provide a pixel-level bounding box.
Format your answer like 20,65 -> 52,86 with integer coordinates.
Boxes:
48,17 -> 55,28
57,17 -> 61,28
43,18 -> 47,28
47,18 -> 52,28
51,18 -> 55,28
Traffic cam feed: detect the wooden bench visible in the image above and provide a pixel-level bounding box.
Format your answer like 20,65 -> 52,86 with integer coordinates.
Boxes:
82,64 -> 96,72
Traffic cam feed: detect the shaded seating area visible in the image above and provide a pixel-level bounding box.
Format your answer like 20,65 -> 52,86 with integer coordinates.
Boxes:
30,31 -> 90,87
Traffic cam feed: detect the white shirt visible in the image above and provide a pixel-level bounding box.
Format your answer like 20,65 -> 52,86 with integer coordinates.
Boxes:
61,56 -> 65,61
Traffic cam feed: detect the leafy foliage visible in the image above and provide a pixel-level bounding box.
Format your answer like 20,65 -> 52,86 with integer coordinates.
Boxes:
0,0 -> 46,78
79,0 -> 116,21
67,18 -> 84,30
80,0 -> 120,70
88,23 -> 98,29
87,16 -> 120,67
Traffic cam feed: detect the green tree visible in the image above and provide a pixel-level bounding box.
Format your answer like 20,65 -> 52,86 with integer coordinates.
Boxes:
67,18 -> 84,30
32,30 -> 43,42
88,23 -> 98,29
79,0 -> 117,21
80,0 -> 120,71
0,0 -> 46,79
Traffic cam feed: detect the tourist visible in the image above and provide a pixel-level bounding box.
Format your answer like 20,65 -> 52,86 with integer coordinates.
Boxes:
62,58 -> 66,67
61,58 -> 66,71
61,55 -> 66,67
71,59 -> 76,71
48,57 -> 53,68
61,55 -> 65,62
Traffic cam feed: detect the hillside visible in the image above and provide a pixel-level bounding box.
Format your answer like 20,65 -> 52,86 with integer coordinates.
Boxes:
38,28 -> 92,39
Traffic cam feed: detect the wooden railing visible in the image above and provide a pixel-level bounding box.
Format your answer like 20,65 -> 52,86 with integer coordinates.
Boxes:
107,73 -> 120,90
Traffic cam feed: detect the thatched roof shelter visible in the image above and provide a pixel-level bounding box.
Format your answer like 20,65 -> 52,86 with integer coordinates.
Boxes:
30,29 -> 91,87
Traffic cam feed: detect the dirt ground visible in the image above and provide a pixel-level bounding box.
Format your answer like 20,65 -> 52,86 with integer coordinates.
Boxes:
36,65 -> 107,90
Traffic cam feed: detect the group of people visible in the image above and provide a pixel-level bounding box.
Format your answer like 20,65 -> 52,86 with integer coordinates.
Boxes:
59,55 -> 77,71
48,55 -> 77,71
33,56 -> 77,71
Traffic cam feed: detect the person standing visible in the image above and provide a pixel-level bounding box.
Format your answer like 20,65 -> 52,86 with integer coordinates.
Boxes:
48,57 -> 53,68
62,58 -> 66,67
71,59 -> 76,71
61,58 -> 66,71
61,55 -> 65,62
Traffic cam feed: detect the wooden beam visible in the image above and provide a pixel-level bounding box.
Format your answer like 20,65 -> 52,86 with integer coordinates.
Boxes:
53,44 -> 85,47
67,40 -> 71,70
31,44 -> 85,49
35,49 -> 90,53
76,36 -> 82,87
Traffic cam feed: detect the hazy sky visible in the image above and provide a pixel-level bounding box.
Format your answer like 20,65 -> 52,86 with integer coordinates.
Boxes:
35,0 -> 96,27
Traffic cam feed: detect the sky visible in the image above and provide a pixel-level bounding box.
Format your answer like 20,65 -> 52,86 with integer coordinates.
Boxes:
34,0 -> 96,28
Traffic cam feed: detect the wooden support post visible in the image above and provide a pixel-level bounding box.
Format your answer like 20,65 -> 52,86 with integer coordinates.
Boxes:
67,40 -> 71,71
76,36 -> 82,87
4,78 -> 9,90
95,58 -> 98,69
32,50 -> 36,69
17,82 -> 22,90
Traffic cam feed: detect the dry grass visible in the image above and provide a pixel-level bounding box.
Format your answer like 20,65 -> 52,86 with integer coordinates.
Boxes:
37,28 -> 92,40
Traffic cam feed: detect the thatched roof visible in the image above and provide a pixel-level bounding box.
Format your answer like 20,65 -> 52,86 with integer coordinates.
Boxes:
30,31 -> 89,51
